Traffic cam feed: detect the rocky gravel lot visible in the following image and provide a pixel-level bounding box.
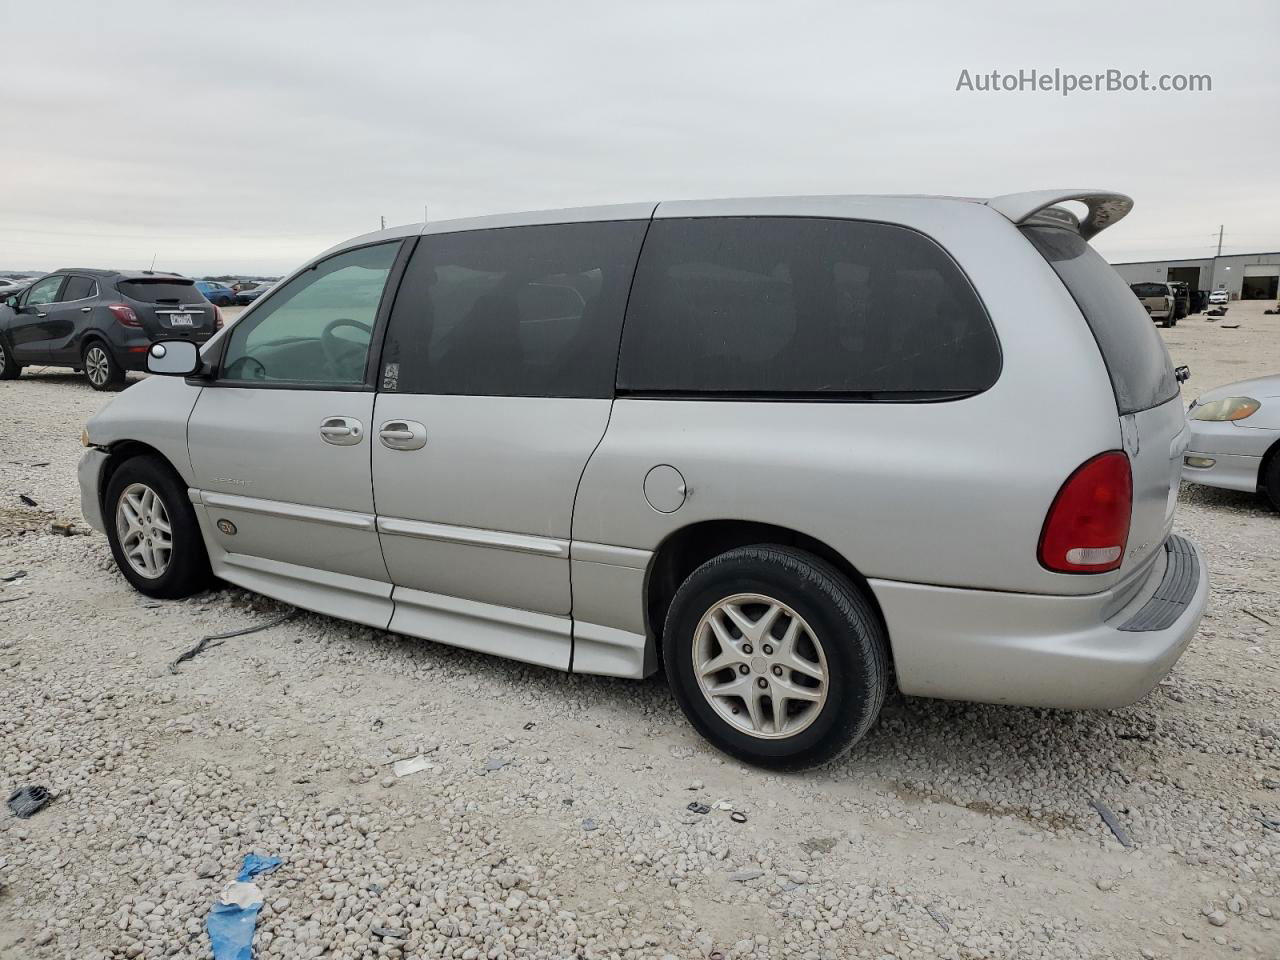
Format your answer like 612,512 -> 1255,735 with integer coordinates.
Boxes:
1,303 -> 1278,959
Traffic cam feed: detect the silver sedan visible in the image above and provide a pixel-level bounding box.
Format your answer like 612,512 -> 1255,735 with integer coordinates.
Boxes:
1183,374 -> 1280,510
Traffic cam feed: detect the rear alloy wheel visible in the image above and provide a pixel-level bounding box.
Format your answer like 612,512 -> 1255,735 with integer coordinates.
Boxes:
83,341 -> 124,391
0,340 -> 21,379
664,545 -> 889,770
692,594 -> 829,739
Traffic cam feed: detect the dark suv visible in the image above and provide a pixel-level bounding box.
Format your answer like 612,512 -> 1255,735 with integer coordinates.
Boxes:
0,270 -> 220,390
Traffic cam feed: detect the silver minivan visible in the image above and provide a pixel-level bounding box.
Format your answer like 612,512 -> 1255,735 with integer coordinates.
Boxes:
79,189 -> 1208,769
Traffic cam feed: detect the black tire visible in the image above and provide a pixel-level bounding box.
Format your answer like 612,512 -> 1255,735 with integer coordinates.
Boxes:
1263,449 -> 1280,513
663,544 -> 888,771
83,339 -> 125,391
104,455 -> 211,599
0,337 -> 21,379
1160,317 -> 1172,328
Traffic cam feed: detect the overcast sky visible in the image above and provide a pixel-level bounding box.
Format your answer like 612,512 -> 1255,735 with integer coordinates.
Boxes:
2,0 -> 1276,275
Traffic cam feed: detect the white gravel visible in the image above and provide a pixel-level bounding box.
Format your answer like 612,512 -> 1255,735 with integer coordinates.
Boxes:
1,303 -> 1278,959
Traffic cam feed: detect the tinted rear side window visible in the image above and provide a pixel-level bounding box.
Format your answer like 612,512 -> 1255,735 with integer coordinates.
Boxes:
380,220 -> 648,398
61,276 -> 96,300
117,279 -> 199,303
617,217 -> 999,397
1130,282 -> 1169,298
1023,227 -> 1177,415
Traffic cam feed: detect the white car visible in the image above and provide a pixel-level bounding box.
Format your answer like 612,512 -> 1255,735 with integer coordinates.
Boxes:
1209,290 -> 1230,305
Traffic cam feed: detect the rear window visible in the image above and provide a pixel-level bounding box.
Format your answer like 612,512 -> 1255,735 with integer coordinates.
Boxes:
1024,227 -> 1177,415
617,217 -> 1000,398
1129,282 -> 1169,298
117,279 -> 199,303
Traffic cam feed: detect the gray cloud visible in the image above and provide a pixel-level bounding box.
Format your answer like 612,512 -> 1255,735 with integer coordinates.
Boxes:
1,0 -> 1276,274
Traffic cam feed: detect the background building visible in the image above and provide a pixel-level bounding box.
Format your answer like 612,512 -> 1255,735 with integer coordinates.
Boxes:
1111,251 -> 1280,300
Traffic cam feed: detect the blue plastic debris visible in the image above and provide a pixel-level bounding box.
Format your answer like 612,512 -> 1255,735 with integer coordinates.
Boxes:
207,854 -> 282,960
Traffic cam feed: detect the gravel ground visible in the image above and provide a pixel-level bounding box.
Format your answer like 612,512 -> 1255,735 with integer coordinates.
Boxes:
1,302 -> 1278,959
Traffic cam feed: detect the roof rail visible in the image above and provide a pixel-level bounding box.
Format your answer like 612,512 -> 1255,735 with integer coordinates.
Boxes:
986,189 -> 1133,240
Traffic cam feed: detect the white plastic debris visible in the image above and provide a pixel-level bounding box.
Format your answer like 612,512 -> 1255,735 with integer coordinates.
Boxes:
219,881 -> 263,909
392,755 -> 435,778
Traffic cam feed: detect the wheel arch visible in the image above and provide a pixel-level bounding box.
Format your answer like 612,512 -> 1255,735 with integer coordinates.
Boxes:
643,519 -> 890,667
1260,435 -> 1280,495
98,440 -> 187,516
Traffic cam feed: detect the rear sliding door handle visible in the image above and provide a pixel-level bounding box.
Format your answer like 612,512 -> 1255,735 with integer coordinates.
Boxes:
379,420 -> 427,451
319,416 -> 364,446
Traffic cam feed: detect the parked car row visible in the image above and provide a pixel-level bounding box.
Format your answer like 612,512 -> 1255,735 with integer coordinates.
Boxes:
75,188 -> 1212,769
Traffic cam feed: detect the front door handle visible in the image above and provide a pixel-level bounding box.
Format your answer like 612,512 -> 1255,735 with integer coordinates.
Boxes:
319,415 -> 363,446
81,306 -> 92,313
378,419 -> 427,451
36,312 -> 47,318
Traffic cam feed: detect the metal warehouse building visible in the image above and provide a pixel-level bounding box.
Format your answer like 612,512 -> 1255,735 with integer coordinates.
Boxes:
1111,251 -> 1280,301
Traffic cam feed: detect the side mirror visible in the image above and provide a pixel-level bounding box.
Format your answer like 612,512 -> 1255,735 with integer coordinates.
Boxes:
3,296 -> 16,308
1175,365 -> 1191,383
146,340 -> 202,376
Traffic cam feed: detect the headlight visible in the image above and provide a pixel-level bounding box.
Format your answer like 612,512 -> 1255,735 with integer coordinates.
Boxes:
81,427 -> 91,447
1190,397 -> 1261,422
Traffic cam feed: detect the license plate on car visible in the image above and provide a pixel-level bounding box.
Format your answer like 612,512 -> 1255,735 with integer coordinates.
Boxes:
168,314 -> 195,327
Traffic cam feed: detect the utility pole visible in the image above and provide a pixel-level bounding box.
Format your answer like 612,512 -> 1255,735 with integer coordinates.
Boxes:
424,204 -> 428,223
1209,225 -> 1225,291
380,215 -> 386,230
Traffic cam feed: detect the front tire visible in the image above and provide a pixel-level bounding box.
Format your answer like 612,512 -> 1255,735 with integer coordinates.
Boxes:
663,545 -> 888,770
83,341 -> 125,391
0,339 -> 21,379
1263,450 -> 1280,513
104,456 -> 211,599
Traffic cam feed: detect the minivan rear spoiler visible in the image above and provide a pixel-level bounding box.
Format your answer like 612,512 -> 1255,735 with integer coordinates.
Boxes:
986,189 -> 1134,240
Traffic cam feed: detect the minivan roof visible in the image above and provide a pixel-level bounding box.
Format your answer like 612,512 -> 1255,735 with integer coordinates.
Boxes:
324,188 -> 1133,258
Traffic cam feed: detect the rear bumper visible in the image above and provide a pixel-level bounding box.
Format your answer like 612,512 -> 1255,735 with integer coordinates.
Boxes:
871,535 -> 1208,710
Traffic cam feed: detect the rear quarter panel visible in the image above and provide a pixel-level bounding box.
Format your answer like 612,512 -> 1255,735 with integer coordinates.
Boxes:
574,197 -> 1127,597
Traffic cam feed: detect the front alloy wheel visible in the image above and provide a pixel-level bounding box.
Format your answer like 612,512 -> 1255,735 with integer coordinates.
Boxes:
115,482 -> 173,579
104,455 -> 211,599
0,340 -> 22,379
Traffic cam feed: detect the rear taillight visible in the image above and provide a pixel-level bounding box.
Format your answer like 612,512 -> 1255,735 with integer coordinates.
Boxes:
214,305 -> 224,330
108,304 -> 141,327
1038,451 -> 1132,574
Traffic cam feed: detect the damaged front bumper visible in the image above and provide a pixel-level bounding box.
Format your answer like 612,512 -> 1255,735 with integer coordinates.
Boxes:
78,447 -> 110,534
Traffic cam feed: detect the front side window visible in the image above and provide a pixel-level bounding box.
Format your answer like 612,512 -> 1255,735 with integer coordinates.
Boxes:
617,217 -> 999,398
380,221 -> 648,398
220,242 -> 400,386
25,276 -> 64,306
